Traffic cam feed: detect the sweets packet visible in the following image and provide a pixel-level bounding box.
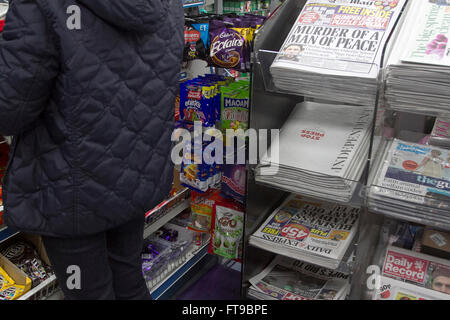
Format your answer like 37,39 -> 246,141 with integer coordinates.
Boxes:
183,21 -> 208,61
209,19 -> 246,71
1,241 -> 52,288
180,81 -> 211,127
209,199 -> 244,260
221,164 -> 246,204
220,80 -> 250,134
0,266 -> 26,300
180,139 -> 210,193
188,189 -> 223,233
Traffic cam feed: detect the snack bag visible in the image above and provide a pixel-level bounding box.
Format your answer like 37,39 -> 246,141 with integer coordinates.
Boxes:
220,81 -> 250,133
180,80 -> 214,127
0,266 -> 26,300
209,20 -> 245,70
180,138 -> 209,192
1,241 -> 51,288
209,200 -> 244,260
183,22 -> 208,61
221,164 -> 246,204
188,189 -> 222,233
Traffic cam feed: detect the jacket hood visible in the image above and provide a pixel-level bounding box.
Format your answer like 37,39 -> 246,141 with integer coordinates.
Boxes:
77,0 -> 169,33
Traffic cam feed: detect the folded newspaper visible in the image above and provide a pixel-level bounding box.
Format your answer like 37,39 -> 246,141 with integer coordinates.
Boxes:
249,194 -> 359,270
255,101 -> 372,203
249,255 -> 350,300
384,0 -> 450,114
368,139 -> 450,228
373,275 -> 450,300
430,118 -> 450,148
270,0 -> 406,105
381,246 -> 450,297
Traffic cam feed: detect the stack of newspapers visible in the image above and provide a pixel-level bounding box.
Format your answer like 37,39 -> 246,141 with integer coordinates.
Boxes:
248,255 -> 350,300
269,0 -> 406,106
373,246 -> 450,300
384,0 -> 450,115
367,139 -> 450,228
430,118 -> 450,148
249,195 -> 359,270
255,101 -> 372,203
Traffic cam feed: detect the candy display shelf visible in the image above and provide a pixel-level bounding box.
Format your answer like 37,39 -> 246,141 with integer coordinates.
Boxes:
18,275 -> 59,300
143,190 -> 191,239
0,225 -> 18,244
148,243 -> 209,300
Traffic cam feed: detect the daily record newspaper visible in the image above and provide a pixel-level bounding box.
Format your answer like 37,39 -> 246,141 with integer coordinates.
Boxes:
271,0 -> 407,78
380,246 -> 450,298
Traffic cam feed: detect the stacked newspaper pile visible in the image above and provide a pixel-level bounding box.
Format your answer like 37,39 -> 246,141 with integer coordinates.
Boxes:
269,0 -> 406,106
255,101 -> 372,203
249,195 -> 359,270
367,139 -> 450,228
372,246 -> 450,300
430,118 -> 450,148
384,0 -> 450,115
248,255 -> 350,300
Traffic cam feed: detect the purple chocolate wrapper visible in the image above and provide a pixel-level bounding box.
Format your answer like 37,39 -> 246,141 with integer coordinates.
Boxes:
221,165 -> 246,204
209,27 -> 245,70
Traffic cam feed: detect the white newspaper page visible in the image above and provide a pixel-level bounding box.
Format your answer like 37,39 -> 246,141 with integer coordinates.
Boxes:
271,0 -> 407,77
402,0 -> 450,67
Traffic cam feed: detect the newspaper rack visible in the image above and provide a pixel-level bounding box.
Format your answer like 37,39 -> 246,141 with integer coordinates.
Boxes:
365,138 -> 450,231
244,0 -> 449,300
255,48 -> 382,106
366,182 -> 450,231
254,171 -> 365,206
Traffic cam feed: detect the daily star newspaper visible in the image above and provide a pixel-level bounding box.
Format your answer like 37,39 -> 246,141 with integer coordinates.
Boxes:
249,255 -> 349,300
270,0 -> 407,78
382,246 -> 450,296
250,195 -> 359,262
373,275 -> 450,300
372,139 -> 450,205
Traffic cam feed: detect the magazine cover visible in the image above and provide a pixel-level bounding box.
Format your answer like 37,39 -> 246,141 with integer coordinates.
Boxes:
402,0 -> 450,66
373,139 -> 450,205
373,275 -> 450,300
271,0 -> 407,77
251,195 -> 359,261
382,246 -> 450,295
249,255 -> 349,300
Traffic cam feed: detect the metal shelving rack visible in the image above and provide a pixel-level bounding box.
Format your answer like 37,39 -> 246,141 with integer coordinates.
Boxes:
240,0 -> 402,300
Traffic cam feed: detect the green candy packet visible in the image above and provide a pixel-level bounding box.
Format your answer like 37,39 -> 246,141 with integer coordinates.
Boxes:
220,80 -> 250,134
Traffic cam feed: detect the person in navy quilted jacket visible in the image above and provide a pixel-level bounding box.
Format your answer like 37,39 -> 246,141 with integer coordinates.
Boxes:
0,0 -> 183,299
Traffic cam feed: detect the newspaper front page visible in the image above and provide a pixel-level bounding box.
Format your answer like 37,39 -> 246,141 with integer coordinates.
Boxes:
249,255 -> 349,300
271,0 -> 407,77
251,195 -> 359,261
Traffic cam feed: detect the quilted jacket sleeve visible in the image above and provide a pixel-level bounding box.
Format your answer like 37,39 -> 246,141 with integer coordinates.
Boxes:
0,0 -> 59,136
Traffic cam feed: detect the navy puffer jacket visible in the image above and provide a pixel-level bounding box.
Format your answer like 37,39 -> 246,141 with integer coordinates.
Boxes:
0,0 -> 183,237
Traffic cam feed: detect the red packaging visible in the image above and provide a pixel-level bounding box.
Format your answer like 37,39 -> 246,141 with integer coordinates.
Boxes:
208,198 -> 244,261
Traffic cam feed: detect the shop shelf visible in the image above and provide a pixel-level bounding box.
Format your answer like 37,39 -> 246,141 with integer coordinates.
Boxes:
148,243 -> 209,300
144,188 -> 190,238
0,225 -> 18,244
